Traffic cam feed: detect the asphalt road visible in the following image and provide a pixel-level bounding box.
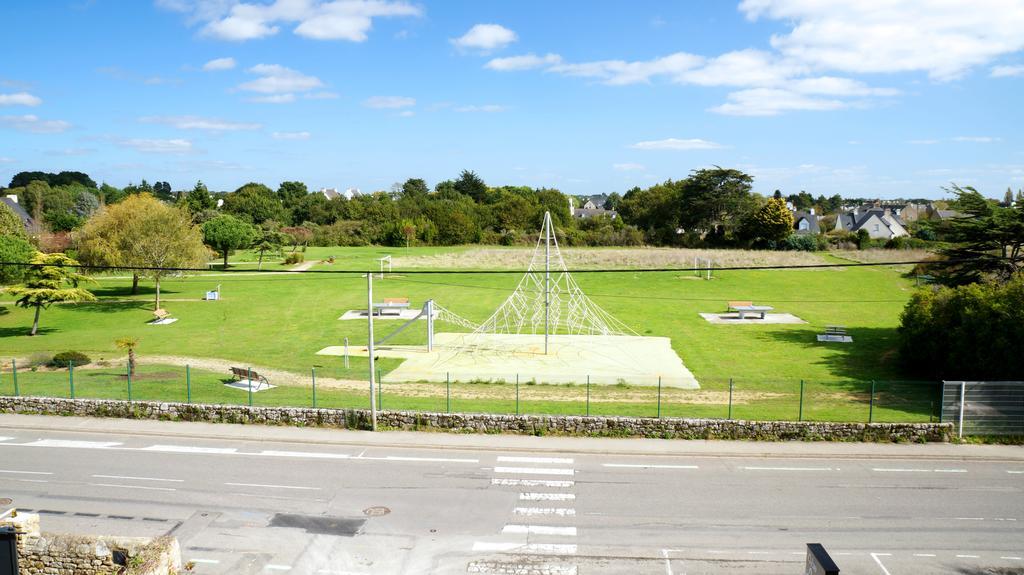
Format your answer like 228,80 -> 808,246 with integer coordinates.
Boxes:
0,416 -> 1022,575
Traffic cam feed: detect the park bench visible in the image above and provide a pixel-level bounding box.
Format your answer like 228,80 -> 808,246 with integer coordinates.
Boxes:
229,366 -> 270,389
817,325 -> 853,343
152,309 -> 173,322
727,300 -> 773,319
373,297 -> 410,316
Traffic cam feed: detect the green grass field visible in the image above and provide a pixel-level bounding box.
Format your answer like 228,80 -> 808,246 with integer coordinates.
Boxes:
0,246 -> 939,422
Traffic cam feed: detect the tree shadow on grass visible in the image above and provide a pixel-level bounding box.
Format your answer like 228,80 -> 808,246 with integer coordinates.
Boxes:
0,326 -> 57,338
60,301 -> 153,314
90,285 -> 180,298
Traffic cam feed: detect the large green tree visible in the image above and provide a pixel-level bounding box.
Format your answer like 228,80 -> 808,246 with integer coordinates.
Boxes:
182,181 -> 216,214
742,197 -> 794,243
677,167 -> 756,240
5,252 -> 96,336
0,235 -> 34,284
202,214 -> 257,268
454,170 -> 488,203
223,182 -> 286,224
936,185 -> 1024,285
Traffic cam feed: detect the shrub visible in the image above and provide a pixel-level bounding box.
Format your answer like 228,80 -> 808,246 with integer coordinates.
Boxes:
26,352 -> 53,368
899,274 -> 1024,380
50,351 -> 92,368
780,234 -> 821,252
283,252 -> 304,265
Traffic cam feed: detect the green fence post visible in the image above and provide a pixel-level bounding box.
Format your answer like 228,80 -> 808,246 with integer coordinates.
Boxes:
798,380 -> 804,421
69,361 -> 75,399
12,359 -> 18,397
869,380 -> 876,423
657,376 -> 662,418
312,367 -> 317,408
127,363 -> 132,403
247,367 -> 253,407
186,365 -> 191,404
586,375 -> 590,417
512,374 -> 520,413
446,372 -> 451,413
728,378 -> 733,420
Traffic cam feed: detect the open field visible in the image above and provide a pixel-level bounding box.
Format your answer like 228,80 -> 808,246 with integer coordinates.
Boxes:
0,245 -> 936,422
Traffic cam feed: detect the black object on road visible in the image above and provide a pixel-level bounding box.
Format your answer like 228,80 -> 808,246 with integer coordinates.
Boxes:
805,543 -> 840,575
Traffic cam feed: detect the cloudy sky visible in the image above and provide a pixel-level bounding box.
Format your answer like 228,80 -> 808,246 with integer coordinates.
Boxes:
1,0 -> 1023,198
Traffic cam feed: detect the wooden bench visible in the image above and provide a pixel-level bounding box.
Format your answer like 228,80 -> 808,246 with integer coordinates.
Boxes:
229,366 -> 269,389
152,308 -> 173,321
817,325 -> 852,343
727,300 -> 753,311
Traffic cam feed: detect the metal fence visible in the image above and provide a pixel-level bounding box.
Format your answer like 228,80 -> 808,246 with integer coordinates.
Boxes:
941,381 -> 1024,437
0,359 -> 944,424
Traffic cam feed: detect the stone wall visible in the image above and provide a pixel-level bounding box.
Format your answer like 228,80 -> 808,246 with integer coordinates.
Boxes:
0,396 -> 952,442
0,512 -> 181,575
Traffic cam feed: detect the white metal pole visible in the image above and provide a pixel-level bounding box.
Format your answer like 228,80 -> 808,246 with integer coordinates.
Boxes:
367,273 -> 378,431
426,299 -> 434,352
544,212 -> 551,355
958,381 -> 966,439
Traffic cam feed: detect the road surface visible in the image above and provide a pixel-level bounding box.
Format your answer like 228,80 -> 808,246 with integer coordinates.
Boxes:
0,415 -> 1021,574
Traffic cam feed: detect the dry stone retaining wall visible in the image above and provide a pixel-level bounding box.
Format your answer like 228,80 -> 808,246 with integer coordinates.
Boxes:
0,396 -> 952,442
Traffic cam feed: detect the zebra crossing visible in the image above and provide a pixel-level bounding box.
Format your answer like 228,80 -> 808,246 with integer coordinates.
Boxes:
468,455 -> 580,575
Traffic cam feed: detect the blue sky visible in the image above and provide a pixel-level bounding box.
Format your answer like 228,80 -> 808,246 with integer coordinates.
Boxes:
2,0 -> 1023,199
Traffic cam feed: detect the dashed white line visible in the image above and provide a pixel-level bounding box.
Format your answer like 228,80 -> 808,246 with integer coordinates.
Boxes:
260,450 -> 351,460
225,482 -> 320,491
1007,470 -> 1023,474
265,565 -> 292,571
956,517 -> 985,521
520,493 -> 575,501
0,469 -> 53,475
190,558 -> 220,565
956,555 -> 980,559
23,439 -> 122,449
602,463 -> 699,470
512,507 -> 576,517
873,468 -> 967,473
494,466 -> 574,476
742,466 -> 837,472
491,479 -> 574,488
871,552 -> 893,575
144,445 -> 238,454
1001,556 -> 1022,560
497,456 -> 574,464
89,483 -> 176,492
92,474 -> 183,483
914,554 -> 936,557
501,524 -> 577,536
0,437 -> 14,442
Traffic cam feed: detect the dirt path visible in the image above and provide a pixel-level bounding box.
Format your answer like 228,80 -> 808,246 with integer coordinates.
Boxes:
288,259 -> 319,272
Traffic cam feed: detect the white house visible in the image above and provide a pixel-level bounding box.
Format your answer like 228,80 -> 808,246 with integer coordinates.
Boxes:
834,207 -> 909,239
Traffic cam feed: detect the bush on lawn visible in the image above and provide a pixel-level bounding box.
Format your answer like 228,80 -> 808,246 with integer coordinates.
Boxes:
49,351 -> 92,368
283,252 -> 304,265
899,274 -> 1024,380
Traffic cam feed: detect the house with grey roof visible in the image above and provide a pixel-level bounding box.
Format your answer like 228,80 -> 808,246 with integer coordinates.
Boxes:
1,195 -> 33,231
834,206 -> 909,239
792,209 -> 820,234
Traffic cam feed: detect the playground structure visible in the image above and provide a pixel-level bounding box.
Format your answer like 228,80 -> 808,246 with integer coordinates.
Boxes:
320,212 -> 699,388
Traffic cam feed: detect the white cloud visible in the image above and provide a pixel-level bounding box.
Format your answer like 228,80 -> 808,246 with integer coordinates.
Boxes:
454,104 -> 506,113
710,88 -> 847,116
171,0 -> 421,42
739,0 -> 1024,81
629,138 -> 723,150
272,130 -> 311,140
139,115 -> 261,131
954,136 -> 1001,143
202,57 -> 237,71
613,162 -> 645,171
991,64 -> 1024,77
549,52 -> 704,86
119,138 -> 193,154
363,95 -> 415,109
0,114 -> 71,133
248,94 -> 297,103
485,53 -> 563,71
237,64 -> 323,102
0,92 -> 42,106
678,49 -> 799,87
451,24 -> 517,51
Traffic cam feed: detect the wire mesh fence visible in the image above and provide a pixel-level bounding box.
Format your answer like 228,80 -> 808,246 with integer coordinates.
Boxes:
0,359 -> 942,423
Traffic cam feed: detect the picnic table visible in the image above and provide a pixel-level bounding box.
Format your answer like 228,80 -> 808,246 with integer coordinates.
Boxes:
372,297 -> 410,316
727,300 -> 774,319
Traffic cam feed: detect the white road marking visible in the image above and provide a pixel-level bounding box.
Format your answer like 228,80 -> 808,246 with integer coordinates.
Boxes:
265,565 -> 292,571
92,474 -> 183,483
662,548 -> 673,575
494,467 -> 574,476
0,437 -> 14,442
0,469 -> 53,475
956,517 -> 985,521
89,483 -> 176,492
520,493 -> 575,501
225,482 -> 320,491
742,466 -> 836,472
1001,556 -> 1022,560
871,552 -> 893,575
512,507 -> 576,517
602,463 -> 699,470
143,445 -> 238,454
23,439 -> 122,449
872,468 -> 966,473
492,479 -> 574,488
9,478 -> 48,483
260,450 -> 351,460
956,555 -> 980,558
376,455 -> 478,463
190,558 -> 220,564
497,456 -> 574,464
471,542 -> 577,555
914,554 -> 936,557
501,524 -> 577,536
1007,470 -> 1023,474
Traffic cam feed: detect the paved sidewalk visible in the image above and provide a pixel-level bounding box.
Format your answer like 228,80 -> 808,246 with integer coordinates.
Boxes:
1,413 -> 1021,461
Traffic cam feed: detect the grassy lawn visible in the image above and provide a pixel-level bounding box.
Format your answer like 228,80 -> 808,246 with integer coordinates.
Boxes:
0,246 -> 938,422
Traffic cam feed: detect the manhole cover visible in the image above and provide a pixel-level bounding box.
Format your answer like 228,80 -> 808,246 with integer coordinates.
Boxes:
0,498 -> 12,506
363,506 -> 390,517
